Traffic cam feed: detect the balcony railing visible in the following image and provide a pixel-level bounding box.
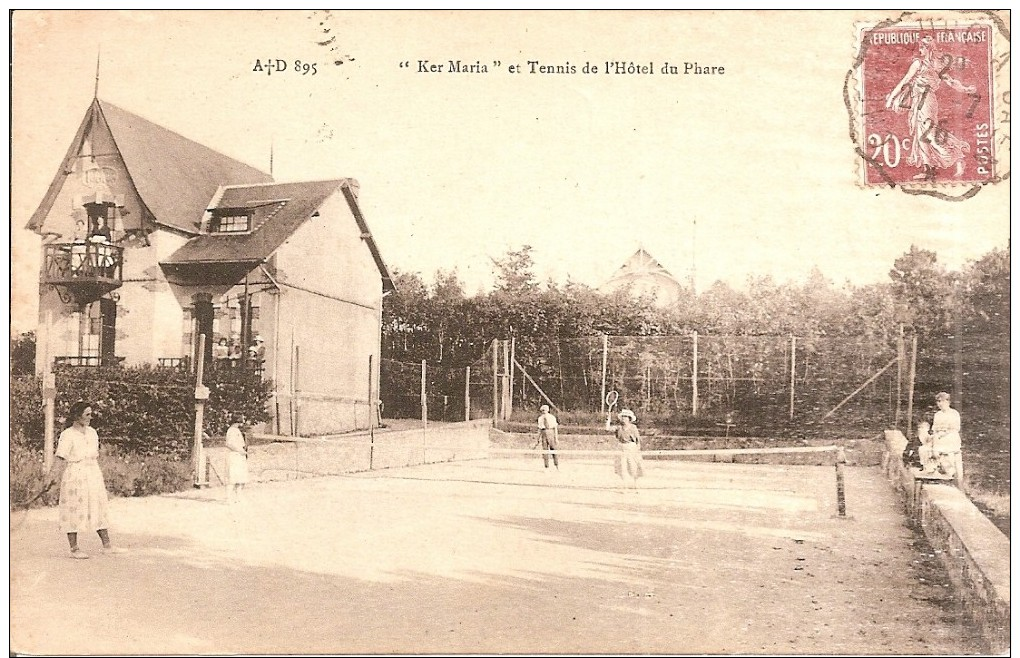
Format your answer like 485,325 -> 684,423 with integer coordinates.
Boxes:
43,242 -> 124,286
54,355 -> 125,368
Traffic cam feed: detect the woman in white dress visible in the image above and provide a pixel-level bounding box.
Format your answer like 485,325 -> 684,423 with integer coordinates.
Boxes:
225,415 -> 249,502
47,401 -> 125,559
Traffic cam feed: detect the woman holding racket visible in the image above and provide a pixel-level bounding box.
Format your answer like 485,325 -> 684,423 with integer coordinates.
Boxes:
45,401 -> 125,558
608,408 -> 644,492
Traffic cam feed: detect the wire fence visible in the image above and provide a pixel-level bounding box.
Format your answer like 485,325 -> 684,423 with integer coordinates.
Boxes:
380,333 -> 912,435
380,346 -> 495,422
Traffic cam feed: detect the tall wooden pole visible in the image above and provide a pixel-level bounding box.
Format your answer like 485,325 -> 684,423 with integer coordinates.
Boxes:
896,324 -> 905,430
42,310 -> 56,474
368,354 -> 375,469
192,333 -> 208,487
953,308 -> 963,414
465,366 -> 471,421
600,333 -> 609,416
789,335 -> 797,420
491,339 -> 499,424
509,337 -> 516,415
691,331 -> 699,417
906,334 -> 918,439
421,359 -> 428,429
502,339 -> 511,420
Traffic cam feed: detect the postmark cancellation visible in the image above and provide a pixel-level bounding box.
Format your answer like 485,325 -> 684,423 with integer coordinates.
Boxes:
849,12 -> 1010,193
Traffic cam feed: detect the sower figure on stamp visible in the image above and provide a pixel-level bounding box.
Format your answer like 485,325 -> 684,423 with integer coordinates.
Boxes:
537,404 -> 560,470
885,34 -> 977,180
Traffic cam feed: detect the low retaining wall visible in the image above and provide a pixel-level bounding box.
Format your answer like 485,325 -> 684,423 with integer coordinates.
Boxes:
882,430 -> 1010,653
205,420 -> 490,483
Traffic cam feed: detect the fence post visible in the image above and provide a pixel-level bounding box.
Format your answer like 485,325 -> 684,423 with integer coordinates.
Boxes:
600,333 -> 609,416
691,331 -> 699,417
509,336 -> 516,415
192,334 -> 209,488
42,310 -> 55,475
906,334 -> 918,439
896,324 -> 905,430
502,339 -> 511,420
421,359 -> 428,429
465,366 -> 471,421
789,335 -> 797,420
491,339 -> 499,424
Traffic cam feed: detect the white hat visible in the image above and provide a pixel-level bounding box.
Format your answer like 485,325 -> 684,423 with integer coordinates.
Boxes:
539,404 -> 550,412
618,409 -> 636,421
255,335 -> 264,342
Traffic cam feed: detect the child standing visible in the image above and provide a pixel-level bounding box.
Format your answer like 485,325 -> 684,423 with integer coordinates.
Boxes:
225,415 -> 249,503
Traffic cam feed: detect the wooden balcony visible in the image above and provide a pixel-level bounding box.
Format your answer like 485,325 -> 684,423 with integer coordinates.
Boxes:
43,242 -> 124,304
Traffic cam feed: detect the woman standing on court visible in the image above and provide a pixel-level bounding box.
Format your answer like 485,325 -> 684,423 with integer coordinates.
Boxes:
46,401 -> 125,558
225,414 -> 249,503
609,409 -> 643,491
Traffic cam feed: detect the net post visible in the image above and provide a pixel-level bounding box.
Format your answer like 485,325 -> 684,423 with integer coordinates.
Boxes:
835,446 -> 847,518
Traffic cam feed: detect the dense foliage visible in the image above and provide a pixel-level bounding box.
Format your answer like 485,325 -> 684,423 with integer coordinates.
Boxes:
11,364 -> 273,459
382,244 -> 1009,432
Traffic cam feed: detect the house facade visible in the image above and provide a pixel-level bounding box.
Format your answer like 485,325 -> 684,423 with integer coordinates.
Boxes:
28,98 -> 394,436
598,247 -> 688,307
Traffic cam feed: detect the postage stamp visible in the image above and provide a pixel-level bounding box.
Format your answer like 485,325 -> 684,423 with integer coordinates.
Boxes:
851,15 -> 1009,190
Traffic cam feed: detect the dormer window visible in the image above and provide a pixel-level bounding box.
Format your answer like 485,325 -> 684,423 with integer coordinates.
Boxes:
209,210 -> 251,234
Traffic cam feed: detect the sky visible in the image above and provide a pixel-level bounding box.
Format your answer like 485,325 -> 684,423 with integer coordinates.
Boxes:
9,10 -> 1011,332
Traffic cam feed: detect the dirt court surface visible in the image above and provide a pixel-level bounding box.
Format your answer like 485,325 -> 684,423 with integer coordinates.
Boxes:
10,458 -> 982,655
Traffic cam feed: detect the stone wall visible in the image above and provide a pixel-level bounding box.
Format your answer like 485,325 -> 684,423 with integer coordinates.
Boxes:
882,430 -> 1010,653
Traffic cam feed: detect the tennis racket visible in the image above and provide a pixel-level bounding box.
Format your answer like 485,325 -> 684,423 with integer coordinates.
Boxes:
605,390 -> 619,429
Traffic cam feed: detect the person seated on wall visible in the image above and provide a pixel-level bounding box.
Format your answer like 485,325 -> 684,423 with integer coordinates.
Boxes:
929,391 -> 963,479
915,420 -> 938,473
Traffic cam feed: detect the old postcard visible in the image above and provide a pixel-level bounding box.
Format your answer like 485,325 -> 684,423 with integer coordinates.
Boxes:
10,10 -> 1010,655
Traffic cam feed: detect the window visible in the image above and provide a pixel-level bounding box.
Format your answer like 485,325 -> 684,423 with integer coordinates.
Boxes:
209,211 -> 251,233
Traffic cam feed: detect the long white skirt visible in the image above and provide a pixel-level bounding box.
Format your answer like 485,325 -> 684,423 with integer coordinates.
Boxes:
227,452 -> 249,484
59,459 -> 110,533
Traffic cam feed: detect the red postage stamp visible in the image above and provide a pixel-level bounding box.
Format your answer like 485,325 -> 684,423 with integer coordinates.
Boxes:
854,19 -> 1003,188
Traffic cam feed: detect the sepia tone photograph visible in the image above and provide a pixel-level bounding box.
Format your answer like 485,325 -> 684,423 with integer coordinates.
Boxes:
9,9 -> 1010,655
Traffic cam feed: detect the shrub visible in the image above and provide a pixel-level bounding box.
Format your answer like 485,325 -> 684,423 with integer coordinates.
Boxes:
13,364 -> 276,459
9,438 -> 55,509
97,444 -> 191,497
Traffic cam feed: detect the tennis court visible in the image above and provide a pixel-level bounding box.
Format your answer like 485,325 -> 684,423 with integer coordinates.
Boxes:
10,455 -> 980,654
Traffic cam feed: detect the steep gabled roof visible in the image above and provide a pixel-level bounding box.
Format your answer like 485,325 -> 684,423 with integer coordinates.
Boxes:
603,247 -> 683,286
26,98 -> 272,234
163,179 -> 395,292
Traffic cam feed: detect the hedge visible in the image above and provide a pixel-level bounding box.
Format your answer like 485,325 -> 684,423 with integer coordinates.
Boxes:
11,365 -> 273,459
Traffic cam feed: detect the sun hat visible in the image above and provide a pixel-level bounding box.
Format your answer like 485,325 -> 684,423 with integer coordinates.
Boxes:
539,404 -> 550,412
618,409 -> 636,421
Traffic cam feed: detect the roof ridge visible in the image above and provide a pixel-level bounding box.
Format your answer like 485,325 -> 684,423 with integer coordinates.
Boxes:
98,98 -> 271,177
219,178 -> 349,190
